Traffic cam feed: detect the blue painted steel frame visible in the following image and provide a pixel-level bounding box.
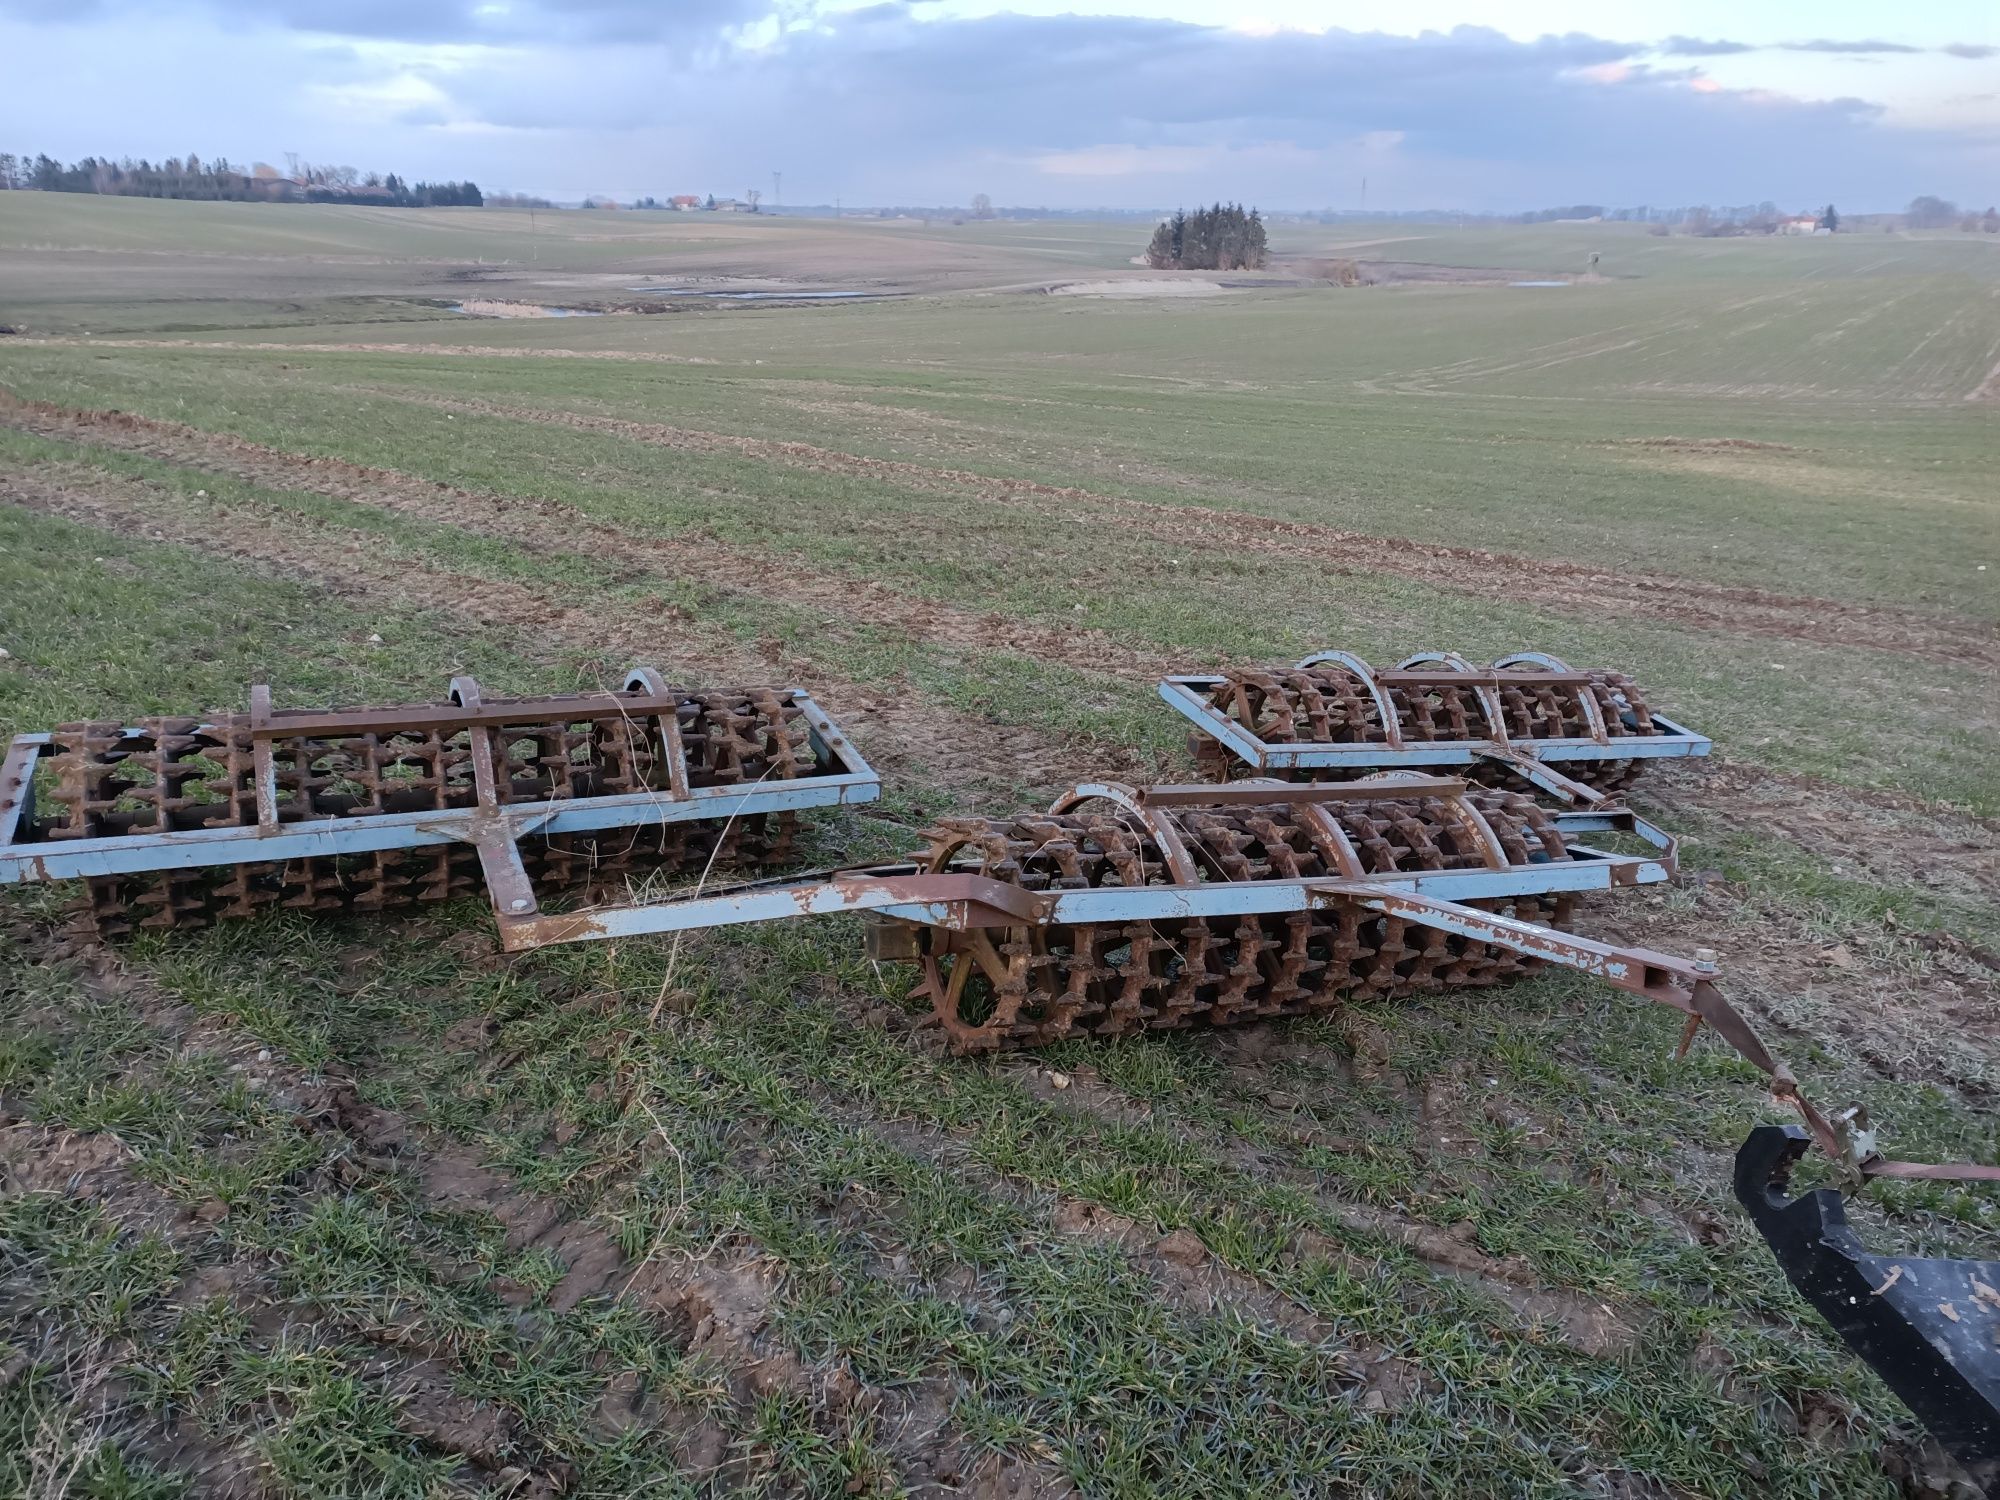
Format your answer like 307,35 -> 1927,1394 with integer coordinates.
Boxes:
492,807 -> 1675,951
1156,674 -> 1713,774
0,688 -> 880,886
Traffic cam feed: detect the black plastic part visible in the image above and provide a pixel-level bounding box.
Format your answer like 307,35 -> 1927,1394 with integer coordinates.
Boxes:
1736,1125 -> 2000,1486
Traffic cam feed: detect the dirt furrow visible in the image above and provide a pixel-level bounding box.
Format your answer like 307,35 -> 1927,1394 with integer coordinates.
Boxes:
0,392 -> 1195,683
5,385 -> 1987,671
0,460 -> 1103,797
381,390 -> 2000,672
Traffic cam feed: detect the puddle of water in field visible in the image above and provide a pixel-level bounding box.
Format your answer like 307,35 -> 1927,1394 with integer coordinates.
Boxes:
1509,281 -> 1571,288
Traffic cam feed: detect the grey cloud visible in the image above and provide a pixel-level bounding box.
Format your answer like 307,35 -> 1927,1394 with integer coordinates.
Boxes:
1779,39 -> 1922,55
0,5 -> 1987,211
412,11 -> 1952,208
0,0 -> 762,43
1658,35 -> 1990,60
1659,37 -> 1753,56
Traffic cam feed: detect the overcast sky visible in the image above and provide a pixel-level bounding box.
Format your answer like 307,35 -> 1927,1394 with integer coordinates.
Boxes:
1,0 -> 1993,210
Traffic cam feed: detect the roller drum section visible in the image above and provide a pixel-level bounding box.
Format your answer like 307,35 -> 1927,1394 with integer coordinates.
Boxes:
903,781 -> 1577,1051
0,667 -> 879,940
1160,650 -> 1710,805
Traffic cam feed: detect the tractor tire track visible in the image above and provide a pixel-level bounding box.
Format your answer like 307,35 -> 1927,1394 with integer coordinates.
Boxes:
8,927 -> 1066,1500
377,390 -> 2000,674
0,392 -> 1193,686
0,460 -> 1111,798
5,388 -> 1991,675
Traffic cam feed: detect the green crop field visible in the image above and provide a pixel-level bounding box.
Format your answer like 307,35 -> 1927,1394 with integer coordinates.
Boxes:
0,193 -> 1996,1499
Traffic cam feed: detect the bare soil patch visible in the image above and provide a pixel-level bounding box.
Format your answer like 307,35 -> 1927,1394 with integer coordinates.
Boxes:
1965,356 -> 2000,404
1646,758 -> 2000,907
1048,278 -> 1232,298
1613,437 -> 1800,452
0,1123 -> 214,1244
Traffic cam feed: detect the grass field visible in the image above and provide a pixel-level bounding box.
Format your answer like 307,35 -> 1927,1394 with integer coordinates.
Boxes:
0,193 -> 1996,1499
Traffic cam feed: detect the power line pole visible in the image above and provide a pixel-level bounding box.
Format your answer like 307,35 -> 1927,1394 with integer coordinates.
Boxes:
772,170 -> 782,213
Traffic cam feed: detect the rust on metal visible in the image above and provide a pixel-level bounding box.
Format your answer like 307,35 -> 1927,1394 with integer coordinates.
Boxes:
910,782 -> 1576,1053
22,673 -> 833,939
1130,777 -> 1469,807
1184,650 -> 1673,795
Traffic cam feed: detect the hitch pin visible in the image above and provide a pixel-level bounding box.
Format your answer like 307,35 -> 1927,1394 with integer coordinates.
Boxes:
1673,949 -> 1719,1059
1832,1104 -> 1881,1190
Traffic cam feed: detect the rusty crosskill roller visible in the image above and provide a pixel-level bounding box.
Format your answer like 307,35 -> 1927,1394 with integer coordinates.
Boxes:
899,777 -> 1582,1052
484,773 -> 1696,1042
0,668 -> 878,939
1159,650 -> 1711,806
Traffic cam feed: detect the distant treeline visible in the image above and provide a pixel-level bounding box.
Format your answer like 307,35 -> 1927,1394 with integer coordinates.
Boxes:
1146,203 -> 1269,270
1513,197 -> 1997,233
0,152 -> 482,207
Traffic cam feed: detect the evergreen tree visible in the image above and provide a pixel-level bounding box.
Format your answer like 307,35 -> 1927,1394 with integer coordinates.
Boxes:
1143,202 -> 1268,271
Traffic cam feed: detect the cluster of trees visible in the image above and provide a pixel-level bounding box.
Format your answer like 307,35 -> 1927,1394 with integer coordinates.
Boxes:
586,194 -> 751,212
1511,196 -> 1994,235
1677,204 -> 1837,236
1513,203 -> 1785,225
1145,203 -> 1268,271
0,151 -> 481,207
1908,195 -> 2000,232
0,152 -> 264,199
